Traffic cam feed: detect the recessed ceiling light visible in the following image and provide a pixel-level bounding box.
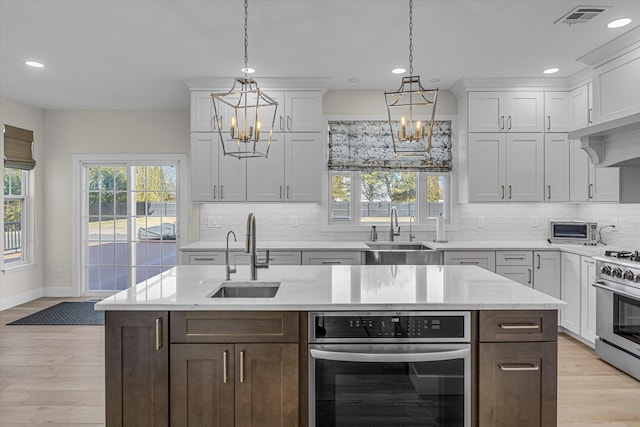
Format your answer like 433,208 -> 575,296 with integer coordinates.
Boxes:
25,61 -> 44,68
608,18 -> 632,28
347,77 -> 359,83
241,67 -> 255,74
543,67 -> 560,74
392,68 -> 406,74
430,78 -> 440,83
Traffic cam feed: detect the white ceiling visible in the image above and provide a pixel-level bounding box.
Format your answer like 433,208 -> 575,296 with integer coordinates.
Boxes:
2,0 -> 640,110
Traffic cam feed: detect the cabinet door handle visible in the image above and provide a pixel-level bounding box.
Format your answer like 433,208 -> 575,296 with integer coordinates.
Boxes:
500,115 -> 505,130
286,185 -> 290,199
239,350 -> 245,383
279,185 -> 283,200
155,317 -> 162,350
287,115 -> 292,130
501,185 -> 505,200
547,185 -> 551,200
213,185 -> 217,200
499,323 -> 540,330
220,185 -> 224,200
588,183 -> 594,199
547,115 -> 551,130
507,116 -> 512,130
279,115 -> 284,131
537,253 -> 541,269
508,185 -> 512,199
588,108 -> 592,124
528,268 -> 532,284
499,363 -> 539,371
223,350 -> 229,383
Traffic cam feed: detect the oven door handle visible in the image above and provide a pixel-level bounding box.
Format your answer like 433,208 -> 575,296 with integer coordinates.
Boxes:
592,281 -> 640,300
309,348 -> 469,363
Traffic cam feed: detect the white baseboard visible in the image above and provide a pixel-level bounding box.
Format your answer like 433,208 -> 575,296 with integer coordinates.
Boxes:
0,288 -> 44,311
43,287 -> 79,297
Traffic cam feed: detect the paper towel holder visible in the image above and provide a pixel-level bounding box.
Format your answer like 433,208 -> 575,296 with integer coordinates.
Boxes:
433,213 -> 448,243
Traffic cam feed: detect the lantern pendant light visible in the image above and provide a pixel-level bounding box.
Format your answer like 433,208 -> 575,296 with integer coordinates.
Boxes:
384,0 -> 439,157
211,0 -> 278,159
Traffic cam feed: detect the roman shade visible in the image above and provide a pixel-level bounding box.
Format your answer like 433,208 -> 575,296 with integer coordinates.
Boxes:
328,120 -> 452,172
4,124 -> 36,170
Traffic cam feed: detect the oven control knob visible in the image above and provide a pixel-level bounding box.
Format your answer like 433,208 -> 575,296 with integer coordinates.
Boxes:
623,270 -> 636,281
635,275 -> 640,284
611,268 -> 623,278
600,265 -> 612,275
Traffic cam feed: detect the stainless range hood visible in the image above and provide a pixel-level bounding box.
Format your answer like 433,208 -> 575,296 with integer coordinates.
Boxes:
568,112 -> 640,167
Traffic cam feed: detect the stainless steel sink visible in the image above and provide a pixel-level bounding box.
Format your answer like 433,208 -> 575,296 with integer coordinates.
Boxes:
366,242 -> 435,251
208,281 -> 281,298
365,242 -> 442,265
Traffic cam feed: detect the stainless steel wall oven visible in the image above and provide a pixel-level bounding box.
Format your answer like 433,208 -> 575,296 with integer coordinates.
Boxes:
308,311 -> 471,427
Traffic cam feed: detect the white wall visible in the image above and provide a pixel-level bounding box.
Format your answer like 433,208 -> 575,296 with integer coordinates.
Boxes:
0,97 -> 45,309
42,110 -> 190,295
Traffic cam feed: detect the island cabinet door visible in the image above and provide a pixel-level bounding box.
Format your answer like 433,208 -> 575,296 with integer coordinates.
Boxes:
170,344 -> 235,427
235,343 -> 299,427
105,311 -> 169,427
478,342 -> 557,427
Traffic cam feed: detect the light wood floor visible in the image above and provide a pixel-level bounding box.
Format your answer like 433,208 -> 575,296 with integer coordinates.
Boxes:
1,298 -> 640,426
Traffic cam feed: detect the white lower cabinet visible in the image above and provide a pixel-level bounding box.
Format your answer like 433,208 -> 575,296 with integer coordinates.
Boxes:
443,251 -> 496,272
495,250 -> 533,287
533,251 -> 561,299
181,252 -> 226,265
301,251 -> 363,265
560,252 -> 581,335
580,257 -> 597,345
231,251 -> 302,266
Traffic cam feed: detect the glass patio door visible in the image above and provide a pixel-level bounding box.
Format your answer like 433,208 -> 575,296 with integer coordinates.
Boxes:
82,163 -> 178,293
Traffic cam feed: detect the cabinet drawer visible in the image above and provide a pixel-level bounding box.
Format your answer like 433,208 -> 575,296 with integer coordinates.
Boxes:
231,251 -> 302,265
496,250 -> 532,266
443,251 -> 496,272
171,311 -> 300,343
182,252 -> 226,265
496,265 -> 533,287
479,310 -> 557,342
301,251 -> 363,265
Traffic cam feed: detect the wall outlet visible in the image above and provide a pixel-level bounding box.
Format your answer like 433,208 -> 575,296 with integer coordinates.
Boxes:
530,216 -> 538,228
207,216 -> 222,228
477,216 -> 484,228
291,215 -> 299,227
611,218 -> 619,228
56,268 -> 62,278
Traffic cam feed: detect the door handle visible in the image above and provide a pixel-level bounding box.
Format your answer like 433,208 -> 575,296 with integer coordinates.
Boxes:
588,108 -> 592,124
287,115 -> 292,130
508,185 -> 512,199
310,347 -> 470,363
547,185 -> 551,200
500,116 -> 505,130
213,185 -> 217,200
286,185 -> 290,199
588,183 -> 594,199
547,115 -> 551,130
155,317 -> 163,350
537,253 -> 541,269
223,350 -> 229,384
279,115 -> 284,131
220,185 -> 223,200
279,185 -> 283,199
528,268 -> 532,284
507,116 -> 512,130
501,185 -> 505,199
499,323 -> 540,330
239,350 -> 245,384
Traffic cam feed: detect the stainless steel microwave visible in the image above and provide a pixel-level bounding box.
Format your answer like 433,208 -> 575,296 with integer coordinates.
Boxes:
548,221 -> 598,245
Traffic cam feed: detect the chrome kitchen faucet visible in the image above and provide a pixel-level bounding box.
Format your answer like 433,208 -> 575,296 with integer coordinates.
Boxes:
246,213 -> 269,280
389,206 -> 401,242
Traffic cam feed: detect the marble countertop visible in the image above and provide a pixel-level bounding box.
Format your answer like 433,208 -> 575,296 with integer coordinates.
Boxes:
95,264 -> 566,312
179,239 -> 613,257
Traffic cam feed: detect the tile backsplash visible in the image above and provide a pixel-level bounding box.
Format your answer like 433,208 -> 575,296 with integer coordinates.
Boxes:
196,201 -> 639,249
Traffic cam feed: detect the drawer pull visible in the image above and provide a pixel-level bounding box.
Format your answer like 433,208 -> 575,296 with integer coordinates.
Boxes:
193,257 -> 215,261
504,257 -> 525,260
155,318 -> 162,350
499,363 -> 539,371
239,350 -> 245,384
499,323 -> 540,330
223,350 -> 229,384
459,261 -> 479,265
321,261 -> 342,265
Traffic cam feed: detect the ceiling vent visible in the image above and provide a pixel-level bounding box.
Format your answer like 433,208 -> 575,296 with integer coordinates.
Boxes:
555,6 -> 610,25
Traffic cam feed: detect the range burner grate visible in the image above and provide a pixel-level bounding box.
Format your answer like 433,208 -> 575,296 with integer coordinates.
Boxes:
605,250 -> 640,262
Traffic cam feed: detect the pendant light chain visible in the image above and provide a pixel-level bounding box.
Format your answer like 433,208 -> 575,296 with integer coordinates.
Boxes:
244,0 -> 249,74
408,0 -> 413,76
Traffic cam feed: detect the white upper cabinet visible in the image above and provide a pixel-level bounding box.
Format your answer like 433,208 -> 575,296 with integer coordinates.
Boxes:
468,92 -> 543,133
543,134 -> 570,202
569,139 -> 622,203
266,91 -> 323,133
468,133 -> 543,202
246,134 -> 285,201
592,46 -> 640,123
568,83 -> 592,131
543,92 -> 570,132
190,133 -> 246,202
190,91 -> 235,133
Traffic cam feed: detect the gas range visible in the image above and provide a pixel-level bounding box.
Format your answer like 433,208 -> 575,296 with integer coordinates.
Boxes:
594,250 -> 640,290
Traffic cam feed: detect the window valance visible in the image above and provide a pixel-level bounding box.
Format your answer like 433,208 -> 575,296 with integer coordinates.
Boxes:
4,124 -> 36,170
328,120 -> 452,172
